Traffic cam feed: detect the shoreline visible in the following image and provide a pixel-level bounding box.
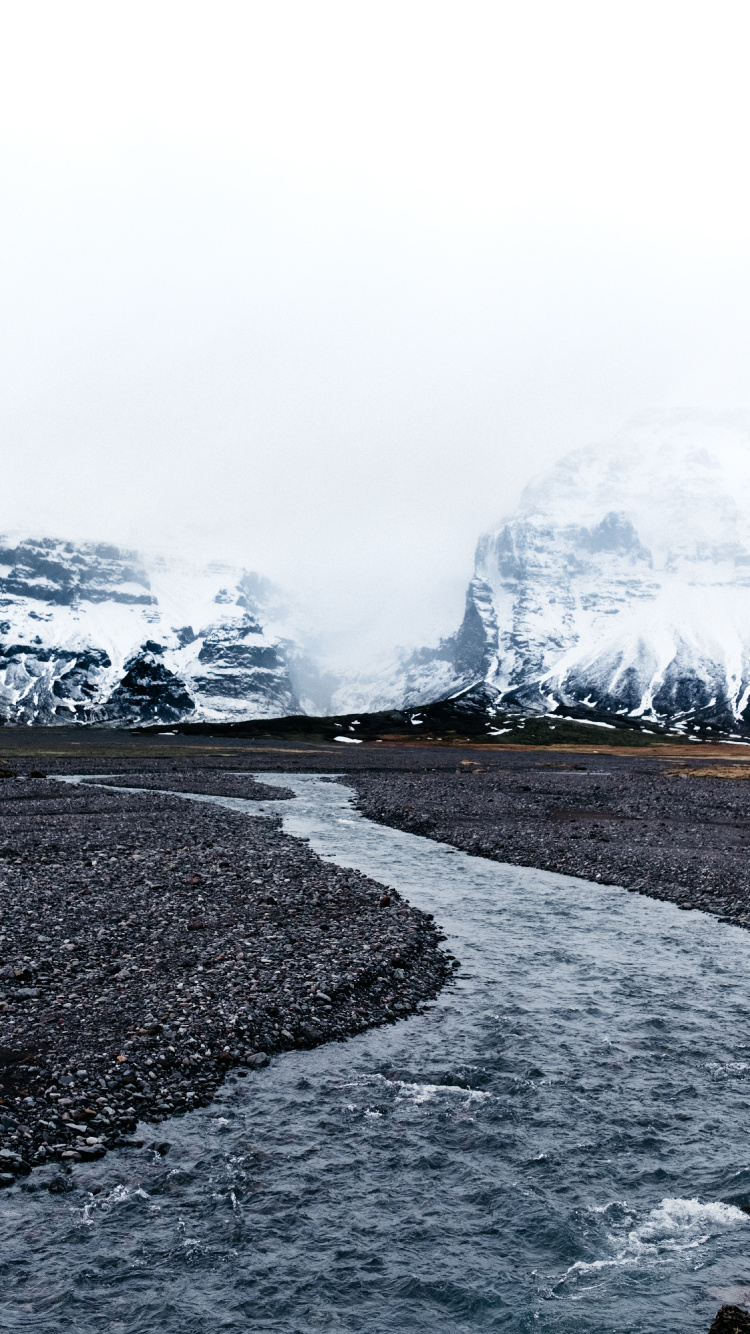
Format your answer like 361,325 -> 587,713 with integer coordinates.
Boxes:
0,769 -> 451,1186
344,755 -> 750,925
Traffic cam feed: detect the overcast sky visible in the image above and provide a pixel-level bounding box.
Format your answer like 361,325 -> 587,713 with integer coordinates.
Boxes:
3,2 -> 750,659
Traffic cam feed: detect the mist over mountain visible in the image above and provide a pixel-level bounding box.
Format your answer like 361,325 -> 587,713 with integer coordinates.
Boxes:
5,419 -> 750,732
354,417 -> 750,735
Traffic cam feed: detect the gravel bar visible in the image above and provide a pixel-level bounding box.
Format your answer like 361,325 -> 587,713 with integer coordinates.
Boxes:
0,771 -> 451,1183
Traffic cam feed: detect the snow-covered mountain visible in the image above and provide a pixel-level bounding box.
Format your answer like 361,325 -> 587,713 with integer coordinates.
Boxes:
9,417 -> 750,732
0,537 -> 303,724
373,417 -> 750,733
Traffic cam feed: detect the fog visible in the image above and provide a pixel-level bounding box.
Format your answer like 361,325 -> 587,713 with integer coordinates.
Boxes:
3,2 -> 750,663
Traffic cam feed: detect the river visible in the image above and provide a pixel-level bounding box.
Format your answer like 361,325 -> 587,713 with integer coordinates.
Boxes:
2,772 -> 750,1332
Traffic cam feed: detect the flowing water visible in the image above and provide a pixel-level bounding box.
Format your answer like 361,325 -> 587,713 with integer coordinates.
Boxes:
3,772 -> 750,1333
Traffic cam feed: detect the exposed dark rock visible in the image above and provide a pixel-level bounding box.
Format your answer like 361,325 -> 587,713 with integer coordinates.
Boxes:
0,537 -> 154,607
103,647 -> 196,724
709,1306 -> 750,1333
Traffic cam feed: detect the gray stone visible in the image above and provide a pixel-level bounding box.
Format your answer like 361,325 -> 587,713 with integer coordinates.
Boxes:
77,1144 -> 105,1161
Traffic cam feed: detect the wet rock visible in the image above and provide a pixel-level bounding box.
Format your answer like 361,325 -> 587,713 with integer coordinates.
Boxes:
709,1306 -> 750,1333
47,1175 -> 74,1194
298,1025 -> 321,1044
0,1150 -> 29,1175
77,1144 -> 105,1161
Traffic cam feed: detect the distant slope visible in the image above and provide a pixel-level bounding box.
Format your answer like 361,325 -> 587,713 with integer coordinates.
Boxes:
138,684 -> 691,747
9,418 -> 750,734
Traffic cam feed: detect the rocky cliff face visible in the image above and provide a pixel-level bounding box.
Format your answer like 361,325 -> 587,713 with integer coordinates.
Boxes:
0,538 -> 301,725
425,419 -> 750,734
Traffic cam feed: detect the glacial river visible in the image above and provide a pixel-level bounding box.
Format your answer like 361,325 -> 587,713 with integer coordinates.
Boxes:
2,773 -> 750,1332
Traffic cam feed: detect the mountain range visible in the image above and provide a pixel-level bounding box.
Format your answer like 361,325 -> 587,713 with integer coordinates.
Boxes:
4,418 -> 750,733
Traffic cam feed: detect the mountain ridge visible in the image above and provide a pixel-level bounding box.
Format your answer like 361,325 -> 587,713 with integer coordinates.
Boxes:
7,418 -> 750,733
0,536 -> 302,725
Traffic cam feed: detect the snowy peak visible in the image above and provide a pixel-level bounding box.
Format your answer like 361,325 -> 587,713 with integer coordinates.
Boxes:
453,419 -> 750,732
330,418 -> 750,735
7,417 -> 750,733
0,537 -> 301,725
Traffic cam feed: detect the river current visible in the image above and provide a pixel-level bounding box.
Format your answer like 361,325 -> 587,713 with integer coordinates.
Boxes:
3,772 -> 750,1332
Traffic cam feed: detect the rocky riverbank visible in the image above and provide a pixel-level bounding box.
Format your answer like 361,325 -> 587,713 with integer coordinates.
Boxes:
346,756 -> 750,923
4,733 -> 750,1191
0,771 -> 452,1183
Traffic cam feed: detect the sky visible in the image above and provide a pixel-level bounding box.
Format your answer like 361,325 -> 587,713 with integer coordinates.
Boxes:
3,1 -> 750,663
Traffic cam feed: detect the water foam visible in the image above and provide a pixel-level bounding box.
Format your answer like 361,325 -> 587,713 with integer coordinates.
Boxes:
564,1197 -> 749,1280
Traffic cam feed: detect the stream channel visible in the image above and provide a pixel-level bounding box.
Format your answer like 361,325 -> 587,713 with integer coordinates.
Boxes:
3,772 -> 750,1333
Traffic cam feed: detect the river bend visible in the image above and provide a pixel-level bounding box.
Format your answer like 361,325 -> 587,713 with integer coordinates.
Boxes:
2,772 -> 750,1333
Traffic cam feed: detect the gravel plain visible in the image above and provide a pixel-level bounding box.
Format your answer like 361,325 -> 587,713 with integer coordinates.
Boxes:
0,766 -> 451,1184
